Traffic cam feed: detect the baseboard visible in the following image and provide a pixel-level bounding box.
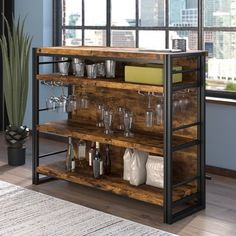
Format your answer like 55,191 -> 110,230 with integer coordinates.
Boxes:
206,165 -> 236,179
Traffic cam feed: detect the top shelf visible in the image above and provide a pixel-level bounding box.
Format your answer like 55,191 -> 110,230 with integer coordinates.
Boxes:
36,46 -> 207,62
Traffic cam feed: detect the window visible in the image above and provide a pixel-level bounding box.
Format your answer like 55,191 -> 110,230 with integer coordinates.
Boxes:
54,0 -> 236,98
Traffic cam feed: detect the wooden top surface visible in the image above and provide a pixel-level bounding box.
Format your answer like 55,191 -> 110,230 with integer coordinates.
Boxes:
36,46 -> 207,61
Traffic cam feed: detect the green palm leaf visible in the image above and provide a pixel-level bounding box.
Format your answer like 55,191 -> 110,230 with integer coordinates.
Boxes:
0,16 -> 32,127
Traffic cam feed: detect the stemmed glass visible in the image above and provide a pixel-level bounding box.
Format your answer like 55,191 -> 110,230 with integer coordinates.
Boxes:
96,104 -> 105,127
145,92 -> 154,127
56,83 -> 68,113
124,110 -> 134,137
45,81 -> 59,111
155,94 -> 164,126
117,107 -> 125,130
66,85 -> 77,113
104,110 -> 113,135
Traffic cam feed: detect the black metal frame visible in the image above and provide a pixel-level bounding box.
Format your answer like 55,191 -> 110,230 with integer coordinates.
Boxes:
32,47 -> 206,224
163,53 -> 206,223
53,0 -> 236,99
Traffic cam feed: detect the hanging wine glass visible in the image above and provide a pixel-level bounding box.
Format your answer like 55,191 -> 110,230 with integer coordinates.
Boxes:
45,81 -> 59,112
96,104 -> 105,127
124,110 -> 134,137
145,92 -> 154,127
155,94 -> 164,126
104,110 -> 113,135
57,82 -> 68,113
66,85 -> 77,113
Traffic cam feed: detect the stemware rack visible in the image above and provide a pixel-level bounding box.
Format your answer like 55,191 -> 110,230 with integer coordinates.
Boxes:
32,46 -> 206,224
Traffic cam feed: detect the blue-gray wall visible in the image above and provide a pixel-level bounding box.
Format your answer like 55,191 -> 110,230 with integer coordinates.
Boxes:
206,103 -> 236,170
15,1 -> 236,171
15,0 -> 66,128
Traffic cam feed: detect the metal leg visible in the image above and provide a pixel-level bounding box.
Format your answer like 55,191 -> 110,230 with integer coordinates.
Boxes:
32,48 -> 40,185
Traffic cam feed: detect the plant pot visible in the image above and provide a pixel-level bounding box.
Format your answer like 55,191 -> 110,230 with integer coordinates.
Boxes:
8,146 -> 26,166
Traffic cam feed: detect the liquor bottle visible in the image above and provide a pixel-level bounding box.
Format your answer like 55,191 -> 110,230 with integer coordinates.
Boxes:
103,144 -> 111,175
78,140 -> 86,167
88,142 -> 96,166
66,136 -> 75,172
93,142 -> 103,178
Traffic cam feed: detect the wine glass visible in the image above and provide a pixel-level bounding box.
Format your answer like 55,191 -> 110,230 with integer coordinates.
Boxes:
124,110 -> 134,137
66,85 -> 78,113
145,92 -> 154,127
104,110 -> 113,135
96,104 -> 105,127
117,107 -> 125,130
156,95 -> 164,126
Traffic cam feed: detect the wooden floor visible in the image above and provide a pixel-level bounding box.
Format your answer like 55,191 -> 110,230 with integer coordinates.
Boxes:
0,133 -> 236,236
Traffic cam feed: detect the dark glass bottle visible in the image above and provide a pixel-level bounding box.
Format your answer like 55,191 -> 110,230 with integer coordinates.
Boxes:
93,142 -> 103,178
103,144 -> 111,175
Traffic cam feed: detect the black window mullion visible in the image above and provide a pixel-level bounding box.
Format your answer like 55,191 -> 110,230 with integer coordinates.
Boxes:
82,0 -> 85,46
135,0 -> 139,48
107,0 -> 111,46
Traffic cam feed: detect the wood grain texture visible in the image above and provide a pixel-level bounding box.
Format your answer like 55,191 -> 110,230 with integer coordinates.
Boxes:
36,46 -> 207,62
37,74 -> 164,93
36,161 -> 197,206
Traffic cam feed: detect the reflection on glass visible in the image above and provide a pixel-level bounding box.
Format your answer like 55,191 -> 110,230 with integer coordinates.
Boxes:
111,30 -> 136,47
84,30 -> 106,46
85,0 -> 106,26
204,0 -> 236,27
169,0 -> 198,27
169,31 -> 198,50
111,0 -> 135,26
139,0 -> 165,27
205,31 -> 236,92
63,29 -> 82,46
139,31 -> 165,50
62,0 -> 82,26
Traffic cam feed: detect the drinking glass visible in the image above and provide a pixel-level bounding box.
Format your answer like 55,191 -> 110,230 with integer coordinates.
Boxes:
105,60 -> 116,78
96,104 -> 105,127
104,110 -> 113,135
58,57 -> 70,76
86,64 -> 97,78
145,93 -> 154,127
117,107 -> 125,130
97,63 -> 106,77
124,111 -> 134,137
72,58 -> 84,76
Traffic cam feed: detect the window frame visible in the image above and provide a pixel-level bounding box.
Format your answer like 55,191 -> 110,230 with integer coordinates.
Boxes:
53,0 -> 236,99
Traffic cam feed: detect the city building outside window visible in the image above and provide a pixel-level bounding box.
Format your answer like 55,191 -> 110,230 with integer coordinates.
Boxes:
54,0 -> 236,97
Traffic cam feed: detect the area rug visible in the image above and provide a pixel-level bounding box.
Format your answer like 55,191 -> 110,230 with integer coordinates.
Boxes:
0,180 -> 176,236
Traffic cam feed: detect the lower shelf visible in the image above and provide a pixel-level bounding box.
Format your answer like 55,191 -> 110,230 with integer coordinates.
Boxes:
36,161 -> 197,207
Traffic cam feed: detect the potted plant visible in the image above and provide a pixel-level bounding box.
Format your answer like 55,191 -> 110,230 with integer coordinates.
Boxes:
0,16 -> 32,166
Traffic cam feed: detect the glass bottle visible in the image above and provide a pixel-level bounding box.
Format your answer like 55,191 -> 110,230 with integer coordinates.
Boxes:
88,142 -> 96,167
93,142 -> 103,178
103,144 -> 111,175
78,140 -> 86,167
66,136 -> 75,172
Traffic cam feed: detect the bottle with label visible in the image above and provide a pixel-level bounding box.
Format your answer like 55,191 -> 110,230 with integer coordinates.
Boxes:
66,136 -> 75,172
78,140 -> 86,167
103,144 -> 111,175
93,142 -> 103,178
88,142 -> 96,167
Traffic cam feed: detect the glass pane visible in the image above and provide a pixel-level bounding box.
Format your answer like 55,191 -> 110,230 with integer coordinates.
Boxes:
84,30 -> 106,46
111,30 -> 136,47
205,31 -> 236,91
169,0 -> 198,27
204,0 -> 236,27
62,0 -> 82,26
139,0 -> 165,26
111,0 -> 135,26
85,0 -> 106,26
169,31 -> 198,50
63,29 -> 82,46
139,31 -> 165,50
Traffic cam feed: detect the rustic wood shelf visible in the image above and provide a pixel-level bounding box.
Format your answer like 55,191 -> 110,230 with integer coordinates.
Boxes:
37,121 -> 193,156
36,161 -> 197,207
33,46 -> 206,224
37,74 -> 164,93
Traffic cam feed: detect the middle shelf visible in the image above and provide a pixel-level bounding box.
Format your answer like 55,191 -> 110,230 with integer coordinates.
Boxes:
37,120 -> 194,156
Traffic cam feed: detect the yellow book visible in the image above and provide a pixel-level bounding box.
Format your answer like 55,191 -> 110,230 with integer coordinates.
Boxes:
125,65 -> 182,85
